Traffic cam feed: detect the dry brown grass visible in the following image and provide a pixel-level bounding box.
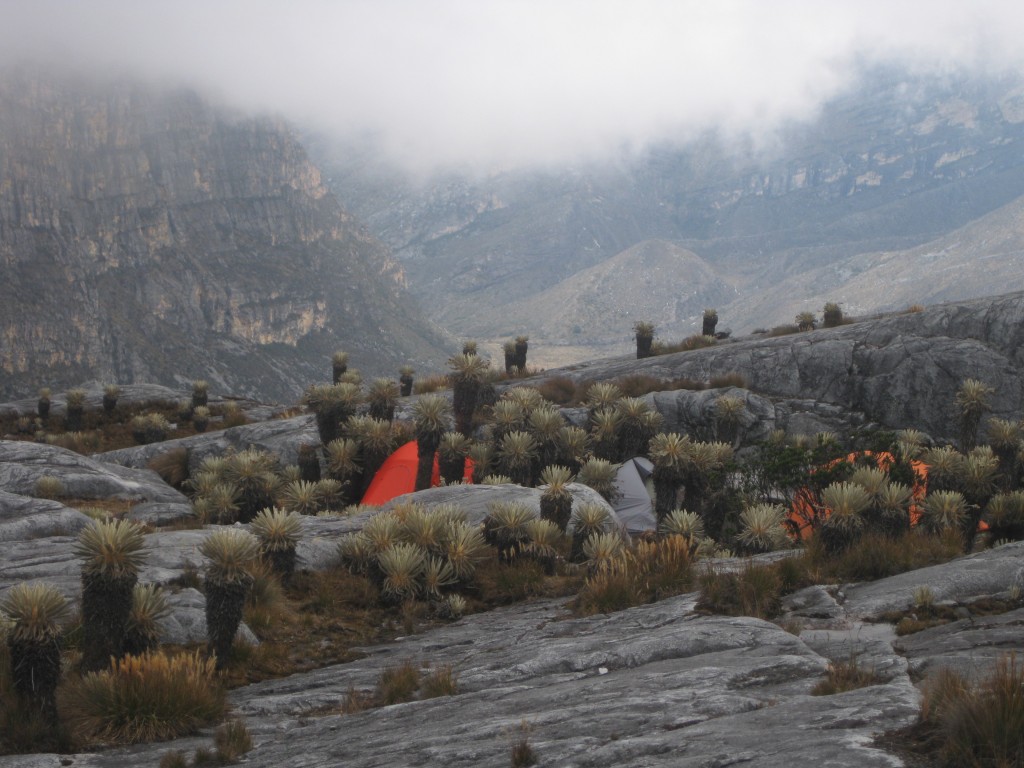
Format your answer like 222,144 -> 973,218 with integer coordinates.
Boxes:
811,654 -> 882,695
696,561 -> 783,619
892,656 -> 1024,767
61,651 -> 226,746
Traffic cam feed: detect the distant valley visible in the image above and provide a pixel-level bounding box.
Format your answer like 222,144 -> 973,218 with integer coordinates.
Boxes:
315,67 -> 1024,362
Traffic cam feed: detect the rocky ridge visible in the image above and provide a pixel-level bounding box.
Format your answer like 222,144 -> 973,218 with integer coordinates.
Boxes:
538,290 -> 1024,445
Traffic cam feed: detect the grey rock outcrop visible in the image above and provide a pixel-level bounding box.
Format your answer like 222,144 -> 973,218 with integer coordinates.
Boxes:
4,510 -> 1024,766
534,291 -> 1024,444
96,414 -> 320,474
67,594 -> 923,768
0,440 -> 188,505
0,489 -> 91,542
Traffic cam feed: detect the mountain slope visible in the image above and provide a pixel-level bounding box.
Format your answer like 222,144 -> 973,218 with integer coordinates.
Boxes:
315,68 -> 1024,358
0,69 -> 450,401
725,192 -> 1024,330
463,239 -> 736,345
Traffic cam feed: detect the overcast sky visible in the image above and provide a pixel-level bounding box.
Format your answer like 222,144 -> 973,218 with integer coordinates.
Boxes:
3,1 -> 1024,174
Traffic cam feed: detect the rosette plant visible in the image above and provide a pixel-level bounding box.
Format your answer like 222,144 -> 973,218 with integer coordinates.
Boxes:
1,583 -> 68,724
199,529 -> 260,669
73,518 -> 147,671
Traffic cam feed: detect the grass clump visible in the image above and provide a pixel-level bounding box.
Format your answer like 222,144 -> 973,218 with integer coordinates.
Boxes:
696,562 -> 783,620
806,529 -> 963,583
907,655 -> 1024,767
510,721 -> 538,767
213,718 -> 253,763
62,650 -> 226,745
811,654 -> 882,696
420,664 -> 459,698
575,536 -> 694,615
376,660 -> 421,705
34,475 -> 65,500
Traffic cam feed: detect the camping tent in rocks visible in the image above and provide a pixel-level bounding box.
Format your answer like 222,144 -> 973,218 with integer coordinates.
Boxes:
613,457 -> 656,533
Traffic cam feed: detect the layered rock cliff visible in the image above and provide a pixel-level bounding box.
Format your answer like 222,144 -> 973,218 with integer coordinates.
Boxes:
0,69 -> 450,402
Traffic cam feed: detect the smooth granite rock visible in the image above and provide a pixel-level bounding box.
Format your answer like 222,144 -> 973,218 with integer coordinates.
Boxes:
532,292 -> 1024,444
0,489 -> 92,542
839,541 -> 1024,619
96,414 -> 320,473
0,440 -> 187,504
5,531 -> 1024,766
58,594 -> 922,768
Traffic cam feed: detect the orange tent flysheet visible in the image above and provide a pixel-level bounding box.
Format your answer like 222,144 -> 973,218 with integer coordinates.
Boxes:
788,451 -> 929,539
360,441 -> 474,506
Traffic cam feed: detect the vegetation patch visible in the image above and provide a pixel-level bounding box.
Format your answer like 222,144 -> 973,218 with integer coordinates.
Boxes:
61,651 -> 226,745
696,562 -> 783,620
810,654 -> 883,696
886,656 -> 1024,767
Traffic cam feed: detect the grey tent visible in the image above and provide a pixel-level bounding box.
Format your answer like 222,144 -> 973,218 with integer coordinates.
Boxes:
613,457 -> 656,534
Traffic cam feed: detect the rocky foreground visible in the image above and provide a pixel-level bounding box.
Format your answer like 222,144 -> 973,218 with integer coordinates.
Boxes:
2,427 -> 1023,766
4,292 -> 1024,765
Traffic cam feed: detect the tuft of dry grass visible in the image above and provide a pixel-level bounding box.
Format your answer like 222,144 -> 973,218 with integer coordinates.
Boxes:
811,654 -> 882,696
534,376 -> 578,405
147,448 -> 190,490
376,660 -> 421,705
911,655 -> 1024,767
213,718 -> 253,763
413,374 -> 450,394
510,721 -> 539,767
420,664 -> 459,699
804,530 -> 963,583
575,536 -> 694,615
158,751 -> 189,768
695,562 -> 783,620
61,651 -> 226,745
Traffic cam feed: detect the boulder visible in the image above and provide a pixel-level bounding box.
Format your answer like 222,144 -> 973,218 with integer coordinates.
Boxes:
96,414 -> 320,473
0,440 -> 187,504
0,489 -> 92,542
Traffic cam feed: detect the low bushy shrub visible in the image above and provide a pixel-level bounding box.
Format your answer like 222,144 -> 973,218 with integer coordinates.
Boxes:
62,651 -> 226,745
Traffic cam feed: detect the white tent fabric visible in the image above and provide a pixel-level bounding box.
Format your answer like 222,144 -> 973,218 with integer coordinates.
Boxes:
612,457 -> 656,533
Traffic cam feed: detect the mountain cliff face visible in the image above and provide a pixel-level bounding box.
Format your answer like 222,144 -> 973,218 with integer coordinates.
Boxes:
316,68 -> 1024,359
0,69 -> 450,402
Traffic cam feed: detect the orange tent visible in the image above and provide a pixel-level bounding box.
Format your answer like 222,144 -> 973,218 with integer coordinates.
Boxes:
360,441 -> 474,506
788,451 -> 929,539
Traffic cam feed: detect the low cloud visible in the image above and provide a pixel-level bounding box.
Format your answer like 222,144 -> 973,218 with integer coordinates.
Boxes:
3,0 -> 1024,174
